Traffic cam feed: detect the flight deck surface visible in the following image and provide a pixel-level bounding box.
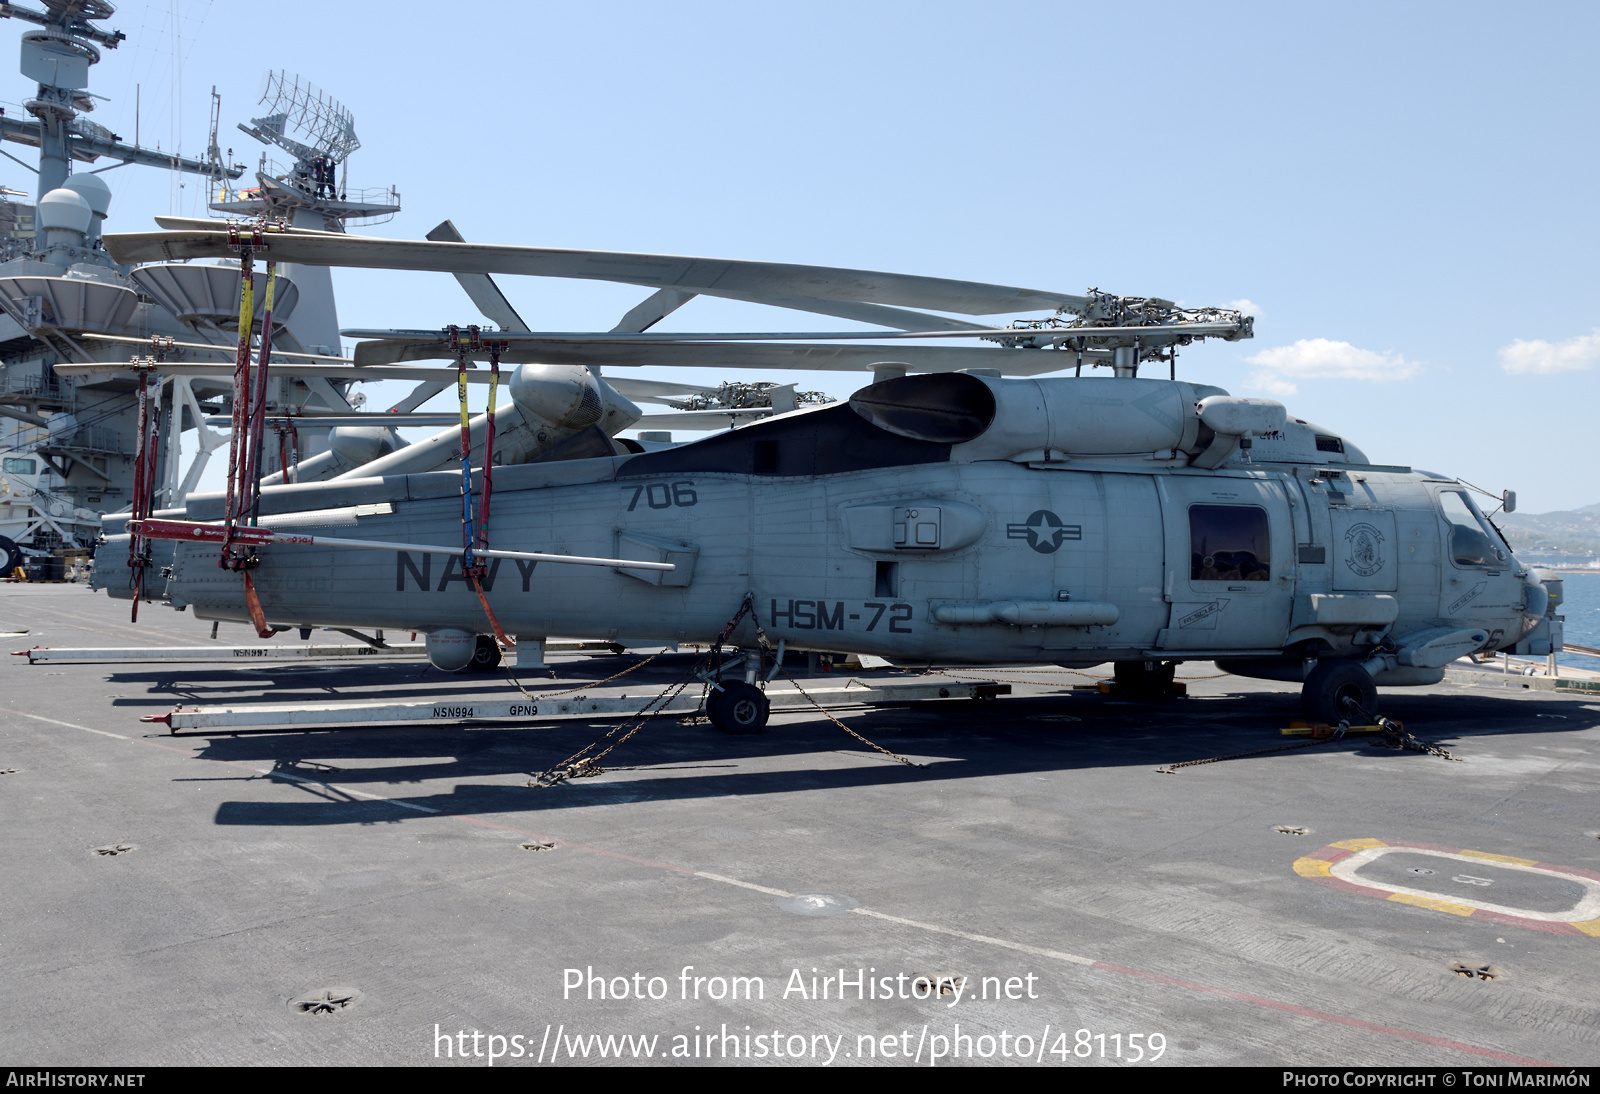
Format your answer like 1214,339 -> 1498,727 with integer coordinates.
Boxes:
2,583 -> 1597,1067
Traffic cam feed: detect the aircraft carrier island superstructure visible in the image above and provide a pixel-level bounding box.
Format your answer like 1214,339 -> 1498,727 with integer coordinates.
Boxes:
0,0 -> 396,577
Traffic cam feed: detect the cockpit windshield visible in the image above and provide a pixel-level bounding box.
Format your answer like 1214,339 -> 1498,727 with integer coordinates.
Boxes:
1438,490 -> 1508,567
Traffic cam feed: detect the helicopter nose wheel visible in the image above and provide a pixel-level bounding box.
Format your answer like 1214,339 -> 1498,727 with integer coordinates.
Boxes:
466,634 -> 503,672
1300,660 -> 1377,724
708,681 -> 770,734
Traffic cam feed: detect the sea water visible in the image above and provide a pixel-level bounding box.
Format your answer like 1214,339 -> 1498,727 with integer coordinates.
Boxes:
1554,571 -> 1600,672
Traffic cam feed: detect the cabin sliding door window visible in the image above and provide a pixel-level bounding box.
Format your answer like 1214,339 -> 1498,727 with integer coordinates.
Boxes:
1189,505 -> 1270,582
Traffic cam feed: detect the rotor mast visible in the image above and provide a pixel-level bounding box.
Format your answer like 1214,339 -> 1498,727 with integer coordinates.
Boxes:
997,290 -> 1255,378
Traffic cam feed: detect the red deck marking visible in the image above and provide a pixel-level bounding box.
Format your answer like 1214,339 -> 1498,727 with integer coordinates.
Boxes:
1091,962 -> 1552,1066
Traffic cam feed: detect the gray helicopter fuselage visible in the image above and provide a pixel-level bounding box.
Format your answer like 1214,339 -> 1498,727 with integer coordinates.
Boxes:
97,376 -> 1549,675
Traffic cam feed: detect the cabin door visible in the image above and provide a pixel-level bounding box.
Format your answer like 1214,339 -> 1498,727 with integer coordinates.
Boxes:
1156,476 -> 1294,652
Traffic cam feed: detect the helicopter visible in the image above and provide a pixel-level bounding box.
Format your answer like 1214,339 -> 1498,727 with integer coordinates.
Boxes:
71,218 -> 1560,734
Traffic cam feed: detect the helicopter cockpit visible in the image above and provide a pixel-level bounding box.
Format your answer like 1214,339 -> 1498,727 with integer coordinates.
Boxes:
1436,489 -> 1510,569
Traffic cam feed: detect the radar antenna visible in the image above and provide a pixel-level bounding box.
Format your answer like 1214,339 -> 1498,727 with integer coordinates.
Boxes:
238,70 -> 360,168
217,70 -> 398,228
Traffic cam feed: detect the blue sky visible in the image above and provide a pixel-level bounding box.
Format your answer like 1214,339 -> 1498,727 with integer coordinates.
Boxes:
8,0 -> 1597,511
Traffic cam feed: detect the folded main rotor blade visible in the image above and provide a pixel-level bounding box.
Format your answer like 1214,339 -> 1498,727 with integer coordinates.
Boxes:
202,414 -> 464,428
612,288 -> 697,334
350,338 -> 1106,375
603,377 -> 720,402
51,361 -> 510,384
342,324 -> 1239,343
699,289 -> 992,332
633,407 -> 775,430
427,219 -> 529,331
80,332 -> 353,362
60,340 -> 1110,381
116,218 -> 1086,317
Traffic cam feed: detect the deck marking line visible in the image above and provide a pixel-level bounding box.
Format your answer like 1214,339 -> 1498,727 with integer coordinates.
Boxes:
1090,961 -> 1552,1066
265,769 -> 441,813
1460,849 -> 1540,867
849,907 -> 1098,966
2,706 -> 129,739
1,704 -> 471,819
1387,892 -> 1476,916
695,872 -> 795,898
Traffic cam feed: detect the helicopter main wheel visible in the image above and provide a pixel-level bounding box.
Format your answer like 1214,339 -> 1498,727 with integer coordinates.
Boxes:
1112,659 -> 1176,692
1300,660 -> 1376,724
0,535 -> 21,576
709,681 -> 769,735
466,634 -> 503,672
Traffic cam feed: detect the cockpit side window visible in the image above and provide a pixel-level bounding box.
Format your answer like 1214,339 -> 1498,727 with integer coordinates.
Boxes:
1438,490 -> 1507,567
1190,505 -> 1270,581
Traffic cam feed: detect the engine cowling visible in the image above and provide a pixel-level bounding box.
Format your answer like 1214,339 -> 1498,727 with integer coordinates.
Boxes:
848,372 -> 1240,461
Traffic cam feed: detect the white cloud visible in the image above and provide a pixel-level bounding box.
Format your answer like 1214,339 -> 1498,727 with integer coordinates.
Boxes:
1243,338 -> 1419,397
1498,330 -> 1600,375
1250,373 -> 1299,397
1228,299 -> 1261,319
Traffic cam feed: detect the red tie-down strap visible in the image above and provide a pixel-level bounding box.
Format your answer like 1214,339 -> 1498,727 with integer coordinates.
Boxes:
135,518 -> 310,547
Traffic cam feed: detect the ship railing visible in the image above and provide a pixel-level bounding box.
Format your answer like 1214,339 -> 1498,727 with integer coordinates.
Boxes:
2,373 -> 63,399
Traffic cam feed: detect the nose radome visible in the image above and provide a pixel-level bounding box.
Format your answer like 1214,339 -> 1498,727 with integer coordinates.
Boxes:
1520,571 -> 1550,624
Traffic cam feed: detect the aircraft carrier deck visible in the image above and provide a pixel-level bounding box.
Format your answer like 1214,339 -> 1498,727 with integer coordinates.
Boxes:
3,582 -> 1598,1068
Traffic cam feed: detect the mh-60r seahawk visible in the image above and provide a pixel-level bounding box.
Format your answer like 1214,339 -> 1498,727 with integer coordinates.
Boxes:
82,219 -> 1561,734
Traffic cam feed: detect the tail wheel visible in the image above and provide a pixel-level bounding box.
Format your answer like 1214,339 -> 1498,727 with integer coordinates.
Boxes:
467,634 -> 503,672
709,681 -> 769,735
1301,660 -> 1377,723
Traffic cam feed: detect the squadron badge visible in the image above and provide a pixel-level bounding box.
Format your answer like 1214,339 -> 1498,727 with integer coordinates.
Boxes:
1343,522 -> 1386,578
